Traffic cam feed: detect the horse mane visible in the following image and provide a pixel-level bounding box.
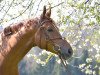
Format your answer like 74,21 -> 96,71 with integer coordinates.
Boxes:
2,18 -> 39,37
3,22 -> 24,36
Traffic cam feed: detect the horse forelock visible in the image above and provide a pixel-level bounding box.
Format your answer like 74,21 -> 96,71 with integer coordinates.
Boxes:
46,18 -> 59,31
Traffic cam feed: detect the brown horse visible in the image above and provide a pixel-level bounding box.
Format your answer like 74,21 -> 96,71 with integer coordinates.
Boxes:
0,6 -> 73,75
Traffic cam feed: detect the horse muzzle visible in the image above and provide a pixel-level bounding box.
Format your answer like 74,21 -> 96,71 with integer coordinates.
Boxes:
53,42 -> 73,60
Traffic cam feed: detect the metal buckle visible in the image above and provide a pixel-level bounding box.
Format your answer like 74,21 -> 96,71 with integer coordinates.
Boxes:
53,44 -> 61,52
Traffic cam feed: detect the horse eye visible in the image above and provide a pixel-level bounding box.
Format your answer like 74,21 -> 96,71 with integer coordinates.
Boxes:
47,28 -> 53,32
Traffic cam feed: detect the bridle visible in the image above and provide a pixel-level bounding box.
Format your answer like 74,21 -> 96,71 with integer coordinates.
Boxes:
36,19 -> 70,72
38,19 -> 62,53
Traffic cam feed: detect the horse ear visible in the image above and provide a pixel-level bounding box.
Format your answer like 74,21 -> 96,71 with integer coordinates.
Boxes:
45,6 -> 51,18
41,6 -> 46,19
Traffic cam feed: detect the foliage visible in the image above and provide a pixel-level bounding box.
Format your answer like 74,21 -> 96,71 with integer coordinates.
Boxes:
0,0 -> 100,75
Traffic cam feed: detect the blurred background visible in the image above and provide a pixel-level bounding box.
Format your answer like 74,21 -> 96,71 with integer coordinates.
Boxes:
0,0 -> 100,75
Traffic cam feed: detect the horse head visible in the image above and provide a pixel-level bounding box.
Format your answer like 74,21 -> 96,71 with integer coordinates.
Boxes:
35,6 -> 73,60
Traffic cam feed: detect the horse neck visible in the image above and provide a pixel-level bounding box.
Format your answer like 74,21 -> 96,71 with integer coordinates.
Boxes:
0,18 -> 40,68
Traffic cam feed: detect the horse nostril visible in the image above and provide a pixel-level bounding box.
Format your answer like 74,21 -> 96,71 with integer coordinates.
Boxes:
68,49 -> 72,55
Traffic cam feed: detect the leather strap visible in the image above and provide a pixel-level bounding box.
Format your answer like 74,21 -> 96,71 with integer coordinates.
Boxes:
35,19 -> 62,52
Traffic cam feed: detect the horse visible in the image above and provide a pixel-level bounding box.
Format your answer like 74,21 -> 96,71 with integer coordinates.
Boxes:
0,6 -> 73,75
